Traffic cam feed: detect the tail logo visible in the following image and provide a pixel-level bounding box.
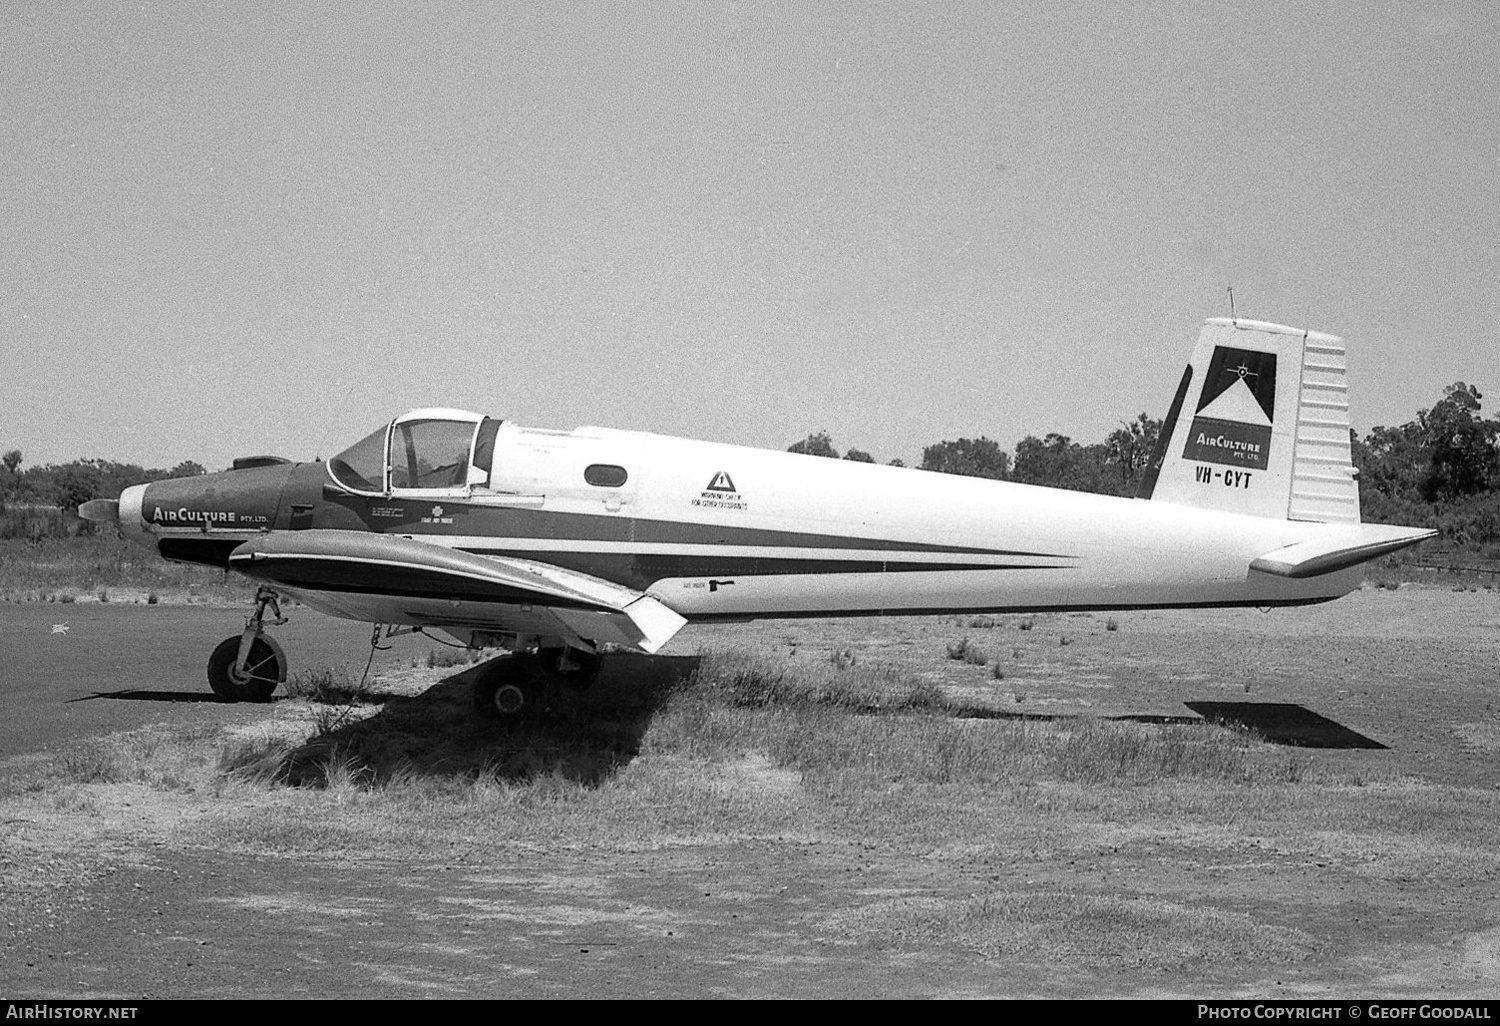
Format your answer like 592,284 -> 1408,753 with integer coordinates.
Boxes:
1182,347 -> 1277,470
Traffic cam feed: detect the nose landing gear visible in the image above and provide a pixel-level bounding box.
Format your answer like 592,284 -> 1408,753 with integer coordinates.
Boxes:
207,587 -> 288,702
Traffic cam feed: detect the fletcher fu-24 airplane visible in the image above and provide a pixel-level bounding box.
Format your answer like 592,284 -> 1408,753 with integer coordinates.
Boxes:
84,317 -> 1434,714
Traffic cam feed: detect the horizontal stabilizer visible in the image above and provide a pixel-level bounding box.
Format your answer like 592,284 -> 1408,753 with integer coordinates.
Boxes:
1250,525 -> 1436,579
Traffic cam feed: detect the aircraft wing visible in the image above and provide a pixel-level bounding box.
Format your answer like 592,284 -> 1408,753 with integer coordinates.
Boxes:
226,530 -> 686,654
1250,524 -> 1436,579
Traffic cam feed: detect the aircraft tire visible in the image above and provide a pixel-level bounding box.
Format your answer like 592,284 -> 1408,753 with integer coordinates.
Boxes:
472,656 -> 544,719
207,636 -> 282,703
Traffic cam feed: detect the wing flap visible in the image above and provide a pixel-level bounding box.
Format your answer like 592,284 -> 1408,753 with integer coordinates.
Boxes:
1250,524 -> 1435,579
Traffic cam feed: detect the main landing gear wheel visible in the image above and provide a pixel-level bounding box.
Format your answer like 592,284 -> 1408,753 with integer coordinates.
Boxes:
472,647 -> 602,720
472,656 -> 546,719
207,635 -> 282,703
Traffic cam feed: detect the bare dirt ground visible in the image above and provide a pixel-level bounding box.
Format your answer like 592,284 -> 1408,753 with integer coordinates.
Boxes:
3,584 -> 1499,999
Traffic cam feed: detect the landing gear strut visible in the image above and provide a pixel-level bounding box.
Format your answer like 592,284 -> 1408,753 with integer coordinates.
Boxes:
207,586 -> 288,702
472,644 -> 602,719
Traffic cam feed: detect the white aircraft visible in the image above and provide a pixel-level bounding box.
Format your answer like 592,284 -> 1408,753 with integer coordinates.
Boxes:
85,317 -> 1433,713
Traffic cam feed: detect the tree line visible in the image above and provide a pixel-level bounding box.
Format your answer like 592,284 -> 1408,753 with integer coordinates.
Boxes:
787,412 -> 1165,498
0,452 -> 205,540
3,380 -> 1496,553
1350,383 -> 1500,551
787,380 -> 1500,554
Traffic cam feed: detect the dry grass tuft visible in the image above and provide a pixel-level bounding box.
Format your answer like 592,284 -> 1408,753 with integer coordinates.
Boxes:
945,637 -> 990,665
423,646 -> 478,669
42,724 -> 225,792
694,648 -> 946,713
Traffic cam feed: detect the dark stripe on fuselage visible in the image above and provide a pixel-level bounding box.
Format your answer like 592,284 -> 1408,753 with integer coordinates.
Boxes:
236,549 -> 1064,603
463,548 -> 1067,589
154,530 -> 1072,590
157,529 -> 1071,595
627,518 -> 1063,557
321,490 -> 1072,559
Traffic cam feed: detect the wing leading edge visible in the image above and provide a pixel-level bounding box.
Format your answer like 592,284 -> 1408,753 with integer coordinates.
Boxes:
227,530 -> 686,653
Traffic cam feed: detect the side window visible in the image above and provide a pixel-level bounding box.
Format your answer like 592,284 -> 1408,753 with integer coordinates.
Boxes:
390,420 -> 475,490
584,464 -> 628,488
328,426 -> 388,493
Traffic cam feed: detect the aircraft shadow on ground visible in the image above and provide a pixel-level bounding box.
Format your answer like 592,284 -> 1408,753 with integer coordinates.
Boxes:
953,708 -> 1202,726
69,688 -> 402,707
1183,701 -> 1387,749
69,689 -> 227,705
951,702 -> 1384,750
268,658 -> 1384,788
276,652 -> 700,788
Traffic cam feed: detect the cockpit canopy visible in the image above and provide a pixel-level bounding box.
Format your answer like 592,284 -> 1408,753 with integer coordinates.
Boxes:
328,409 -> 499,495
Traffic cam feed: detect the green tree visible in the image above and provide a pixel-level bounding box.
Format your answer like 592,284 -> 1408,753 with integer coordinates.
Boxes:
1103,414 -> 1162,495
51,462 -> 104,511
1354,382 -> 1500,517
788,432 -> 839,459
843,448 -> 875,463
1422,382 -> 1500,502
920,437 -> 1009,480
1353,421 -> 1428,507
169,460 -> 207,478
1350,381 -> 1500,550
0,449 -> 19,501
1011,433 -> 1112,493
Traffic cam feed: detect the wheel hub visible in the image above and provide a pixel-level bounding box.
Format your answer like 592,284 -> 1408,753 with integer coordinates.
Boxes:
493,683 -> 526,715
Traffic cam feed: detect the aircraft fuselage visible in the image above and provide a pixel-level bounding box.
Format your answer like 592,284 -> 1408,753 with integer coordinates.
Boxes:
121,422 -> 1369,627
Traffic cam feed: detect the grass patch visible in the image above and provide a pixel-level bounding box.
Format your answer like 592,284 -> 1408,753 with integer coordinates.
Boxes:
41,724 -> 227,791
21,649 -> 1292,813
694,648 -> 945,713
285,664 -> 367,705
15,648 -> 1496,878
423,646 -> 479,669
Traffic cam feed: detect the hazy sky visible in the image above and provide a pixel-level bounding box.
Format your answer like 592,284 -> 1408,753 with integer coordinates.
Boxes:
3,2 -> 1496,471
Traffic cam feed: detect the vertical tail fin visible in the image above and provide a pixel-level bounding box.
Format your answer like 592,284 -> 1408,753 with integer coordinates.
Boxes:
1138,318 -> 1360,523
